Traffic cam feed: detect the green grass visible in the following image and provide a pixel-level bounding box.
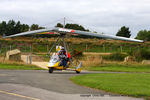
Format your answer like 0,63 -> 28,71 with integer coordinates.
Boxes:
0,63 -> 44,70
86,64 -> 150,72
71,73 -> 150,98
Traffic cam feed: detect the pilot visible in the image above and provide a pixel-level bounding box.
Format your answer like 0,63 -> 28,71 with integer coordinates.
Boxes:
58,47 -> 68,67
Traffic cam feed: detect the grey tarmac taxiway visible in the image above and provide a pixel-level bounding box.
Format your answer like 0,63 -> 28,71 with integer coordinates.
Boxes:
0,70 -> 143,100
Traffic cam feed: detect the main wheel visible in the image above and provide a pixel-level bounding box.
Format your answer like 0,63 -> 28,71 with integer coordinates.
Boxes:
76,71 -> 80,74
49,67 -> 54,73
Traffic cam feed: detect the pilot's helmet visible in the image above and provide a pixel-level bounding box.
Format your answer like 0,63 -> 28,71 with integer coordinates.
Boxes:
61,47 -> 65,50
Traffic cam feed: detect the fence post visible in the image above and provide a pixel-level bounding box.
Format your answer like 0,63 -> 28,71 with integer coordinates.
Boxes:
110,47 -> 112,52
29,55 -> 32,64
0,42 -> 1,53
103,45 -> 105,52
10,45 -> 12,51
47,45 -> 49,52
25,45 -> 27,52
138,46 -> 140,52
86,44 -> 88,51
30,44 -> 32,64
130,47 -> 132,52
120,46 -> 123,52
27,56 -> 28,64
6,45 -> 8,53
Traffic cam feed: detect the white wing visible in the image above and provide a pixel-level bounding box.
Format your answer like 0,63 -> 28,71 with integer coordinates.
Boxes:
3,27 -> 56,38
55,28 -> 143,42
3,27 -> 143,42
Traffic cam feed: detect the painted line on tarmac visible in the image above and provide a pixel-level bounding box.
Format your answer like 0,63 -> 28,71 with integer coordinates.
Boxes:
0,74 -> 8,76
0,90 -> 40,100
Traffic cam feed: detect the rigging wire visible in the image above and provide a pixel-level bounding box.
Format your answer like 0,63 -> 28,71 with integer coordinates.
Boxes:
41,18 -> 64,28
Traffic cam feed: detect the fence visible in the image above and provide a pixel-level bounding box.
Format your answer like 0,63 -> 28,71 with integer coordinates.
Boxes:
0,42 -> 149,63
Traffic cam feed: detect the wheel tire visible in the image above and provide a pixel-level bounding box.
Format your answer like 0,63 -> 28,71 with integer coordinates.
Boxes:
76,71 -> 80,74
49,67 -> 54,73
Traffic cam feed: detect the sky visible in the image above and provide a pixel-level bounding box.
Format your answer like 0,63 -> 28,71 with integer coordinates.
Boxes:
0,0 -> 150,38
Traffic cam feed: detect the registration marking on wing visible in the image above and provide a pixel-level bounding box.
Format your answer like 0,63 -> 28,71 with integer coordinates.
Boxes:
58,28 -> 75,33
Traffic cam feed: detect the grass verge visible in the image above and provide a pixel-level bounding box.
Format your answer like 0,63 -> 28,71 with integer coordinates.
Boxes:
85,64 -> 150,72
0,63 -> 44,70
71,73 -> 150,98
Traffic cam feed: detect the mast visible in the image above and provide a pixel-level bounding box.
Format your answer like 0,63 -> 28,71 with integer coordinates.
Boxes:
63,17 -> 66,28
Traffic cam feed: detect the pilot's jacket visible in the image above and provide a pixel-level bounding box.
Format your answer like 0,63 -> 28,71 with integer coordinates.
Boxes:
58,50 -> 66,59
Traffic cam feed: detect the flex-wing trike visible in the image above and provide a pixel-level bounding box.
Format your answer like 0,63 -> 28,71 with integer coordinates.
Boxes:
3,27 -> 143,74
46,35 -> 82,74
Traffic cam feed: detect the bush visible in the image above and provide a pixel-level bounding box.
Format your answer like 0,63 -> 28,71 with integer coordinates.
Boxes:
128,49 -> 150,61
103,52 -> 128,61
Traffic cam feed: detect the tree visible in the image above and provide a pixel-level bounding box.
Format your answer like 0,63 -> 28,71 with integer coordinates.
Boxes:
116,26 -> 131,38
65,23 -> 89,31
65,23 -> 84,31
56,23 -> 63,28
136,30 -> 150,41
20,24 -> 29,32
0,20 -> 42,36
7,20 -> 16,35
0,21 -> 7,35
14,21 -> 21,33
30,24 -> 39,31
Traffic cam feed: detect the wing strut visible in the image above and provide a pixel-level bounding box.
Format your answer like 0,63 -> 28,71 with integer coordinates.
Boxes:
47,36 -> 61,57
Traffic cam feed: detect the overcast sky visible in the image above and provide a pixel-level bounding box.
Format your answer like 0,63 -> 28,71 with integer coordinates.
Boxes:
0,0 -> 150,37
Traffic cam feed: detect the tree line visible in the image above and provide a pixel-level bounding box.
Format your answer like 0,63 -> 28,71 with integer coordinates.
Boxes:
116,26 -> 150,41
0,20 -> 149,41
0,20 -> 43,36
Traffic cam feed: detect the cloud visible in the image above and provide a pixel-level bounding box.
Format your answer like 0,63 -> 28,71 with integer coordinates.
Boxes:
0,0 -> 150,37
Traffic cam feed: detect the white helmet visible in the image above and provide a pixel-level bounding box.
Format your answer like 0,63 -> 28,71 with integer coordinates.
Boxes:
61,47 -> 65,50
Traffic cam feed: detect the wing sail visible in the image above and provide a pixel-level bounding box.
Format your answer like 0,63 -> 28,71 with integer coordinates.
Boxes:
3,27 -> 143,43
55,28 -> 143,43
74,30 -> 143,42
3,27 -> 55,38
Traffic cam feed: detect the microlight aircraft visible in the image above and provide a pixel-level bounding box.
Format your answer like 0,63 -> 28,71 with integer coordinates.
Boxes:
3,27 -> 143,73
